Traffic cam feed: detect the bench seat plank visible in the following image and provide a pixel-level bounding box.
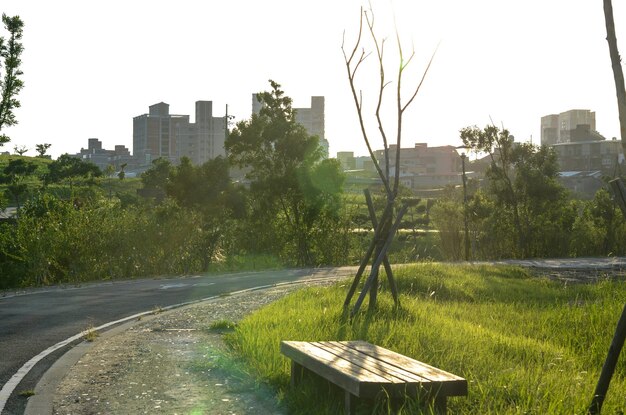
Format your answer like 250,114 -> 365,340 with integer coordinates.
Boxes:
343,341 -> 467,396
314,341 -> 434,383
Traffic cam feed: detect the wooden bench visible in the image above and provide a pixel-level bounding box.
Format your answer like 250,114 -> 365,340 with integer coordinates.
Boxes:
280,340 -> 467,414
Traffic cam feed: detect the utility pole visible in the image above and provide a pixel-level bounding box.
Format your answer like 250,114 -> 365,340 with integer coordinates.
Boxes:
461,153 -> 470,261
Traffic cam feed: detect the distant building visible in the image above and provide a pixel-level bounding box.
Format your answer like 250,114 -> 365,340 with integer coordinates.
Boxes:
252,94 -> 329,158
72,138 -> 136,171
374,143 -> 461,189
355,156 -> 376,172
558,171 -> 604,199
541,109 -> 599,146
552,138 -> 623,172
177,101 -> 226,165
133,101 -> 226,166
541,109 -> 623,174
336,151 -> 356,170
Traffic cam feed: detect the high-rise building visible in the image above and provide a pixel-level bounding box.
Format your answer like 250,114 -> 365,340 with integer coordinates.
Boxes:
177,101 -> 227,165
133,103 -> 188,165
133,101 -> 226,166
252,94 -> 329,157
541,109 -> 598,145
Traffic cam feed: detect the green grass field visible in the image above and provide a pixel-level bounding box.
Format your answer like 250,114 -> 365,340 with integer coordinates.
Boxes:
226,264 -> 626,414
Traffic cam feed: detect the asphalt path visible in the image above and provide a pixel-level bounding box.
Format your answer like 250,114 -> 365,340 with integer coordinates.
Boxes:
0,266 -> 357,415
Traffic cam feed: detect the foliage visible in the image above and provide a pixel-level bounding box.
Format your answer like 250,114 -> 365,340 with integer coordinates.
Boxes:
0,193 -> 241,287
569,187 -> 626,257
0,157 -> 36,211
140,157 -> 172,198
226,80 -> 345,266
0,13 -> 24,145
35,143 -> 51,158
227,264 -> 626,414
455,125 -> 570,259
44,154 -> 102,191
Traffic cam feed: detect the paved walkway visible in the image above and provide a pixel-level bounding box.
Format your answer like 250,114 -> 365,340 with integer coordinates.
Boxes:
483,256 -> 626,269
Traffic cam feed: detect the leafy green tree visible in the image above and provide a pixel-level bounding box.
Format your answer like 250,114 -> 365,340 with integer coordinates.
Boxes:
165,156 -> 245,270
0,157 -> 36,212
140,157 -> 172,200
166,157 -> 236,212
460,125 -> 568,258
0,14 -> 24,146
45,154 -> 102,194
226,80 -> 344,266
118,163 -> 127,180
35,143 -> 51,158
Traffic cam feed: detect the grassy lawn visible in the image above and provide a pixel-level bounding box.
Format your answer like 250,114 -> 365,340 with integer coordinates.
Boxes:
226,263 -> 626,414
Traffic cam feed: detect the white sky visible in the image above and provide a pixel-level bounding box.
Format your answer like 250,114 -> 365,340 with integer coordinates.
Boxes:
1,0 -> 625,159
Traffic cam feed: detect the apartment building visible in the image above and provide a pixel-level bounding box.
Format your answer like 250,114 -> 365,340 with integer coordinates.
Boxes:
375,143 -> 461,189
541,109 -> 623,174
133,101 -> 226,166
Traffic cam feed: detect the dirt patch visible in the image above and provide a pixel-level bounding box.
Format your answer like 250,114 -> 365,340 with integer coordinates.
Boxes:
529,267 -> 626,284
51,283 -> 330,415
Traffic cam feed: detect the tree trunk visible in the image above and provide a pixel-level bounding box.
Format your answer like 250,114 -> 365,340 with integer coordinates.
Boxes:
603,0 -> 626,154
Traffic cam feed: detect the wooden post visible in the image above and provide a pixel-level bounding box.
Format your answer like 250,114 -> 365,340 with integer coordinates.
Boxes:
588,303 -> 626,414
343,201 -> 394,308
351,205 -> 408,316
364,189 -> 399,305
587,178 -> 626,414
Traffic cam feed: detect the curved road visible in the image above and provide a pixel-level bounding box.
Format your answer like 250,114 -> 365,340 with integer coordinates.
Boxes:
0,267 -> 357,415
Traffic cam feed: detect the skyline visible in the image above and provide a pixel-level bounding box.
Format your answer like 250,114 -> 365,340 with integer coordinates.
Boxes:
1,0 -> 625,159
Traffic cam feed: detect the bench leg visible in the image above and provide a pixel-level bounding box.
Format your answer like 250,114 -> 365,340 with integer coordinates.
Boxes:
434,395 -> 447,414
290,361 -> 304,388
345,390 -> 358,415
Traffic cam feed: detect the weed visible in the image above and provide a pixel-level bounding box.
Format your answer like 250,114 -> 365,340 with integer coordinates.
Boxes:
209,320 -> 237,332
84,326 -> 99,342
152,305 -> 164,314
18,390 -> 35,398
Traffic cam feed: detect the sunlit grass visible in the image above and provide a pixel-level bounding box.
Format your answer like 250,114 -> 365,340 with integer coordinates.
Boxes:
226,263 -> 626,414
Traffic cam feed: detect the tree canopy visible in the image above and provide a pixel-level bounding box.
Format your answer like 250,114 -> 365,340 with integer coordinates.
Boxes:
45,154 -> 102,187
0,14 -> 24,146
226,80 -> 344,266
459,124 -> 567,258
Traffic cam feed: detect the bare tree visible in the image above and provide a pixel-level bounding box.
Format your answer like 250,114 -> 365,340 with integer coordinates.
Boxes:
342,6 -> 435,315
13,144 -> 26,155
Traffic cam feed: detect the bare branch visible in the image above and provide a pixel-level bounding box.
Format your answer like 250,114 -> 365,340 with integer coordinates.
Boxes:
401,43 -> 439,113
342,7 -> 391,195
365,5 -> 392,184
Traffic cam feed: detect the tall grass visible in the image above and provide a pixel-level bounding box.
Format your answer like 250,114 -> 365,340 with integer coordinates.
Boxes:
226,264 -> 626,414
